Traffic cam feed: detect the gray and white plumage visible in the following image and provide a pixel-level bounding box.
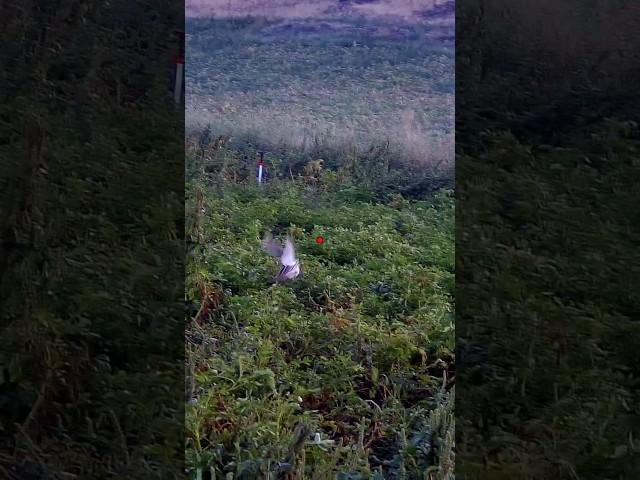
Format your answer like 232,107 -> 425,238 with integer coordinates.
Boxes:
261,232 -> 301,282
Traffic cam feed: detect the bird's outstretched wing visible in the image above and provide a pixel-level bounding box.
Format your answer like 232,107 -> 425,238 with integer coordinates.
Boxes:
261,232 -> 284,257
281,236 -> 297,266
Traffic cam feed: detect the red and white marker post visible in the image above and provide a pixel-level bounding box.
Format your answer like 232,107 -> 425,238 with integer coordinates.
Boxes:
257,152 -> 265,184
174,55 -> 184,105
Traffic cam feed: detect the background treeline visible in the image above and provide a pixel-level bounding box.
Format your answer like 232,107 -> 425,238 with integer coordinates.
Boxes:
457,1 -> 640,478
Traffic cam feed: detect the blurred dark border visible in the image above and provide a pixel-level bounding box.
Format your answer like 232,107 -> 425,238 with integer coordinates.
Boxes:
1,1 -> 185,478
456,1 -> 640,478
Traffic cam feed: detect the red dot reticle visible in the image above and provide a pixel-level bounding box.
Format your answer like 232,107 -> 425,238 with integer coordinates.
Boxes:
315,235 -> 324,245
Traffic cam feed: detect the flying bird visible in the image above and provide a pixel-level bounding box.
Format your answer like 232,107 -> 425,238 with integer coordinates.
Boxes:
261,232 -> 301,283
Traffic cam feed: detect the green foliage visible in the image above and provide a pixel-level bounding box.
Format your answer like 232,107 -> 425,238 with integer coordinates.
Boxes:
185,140 -> 454,478
458,121 -> 640,478
457,3 -> 640,471
1,1 -> 184,477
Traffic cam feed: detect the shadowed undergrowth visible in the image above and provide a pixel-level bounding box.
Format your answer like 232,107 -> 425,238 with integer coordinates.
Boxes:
456,2 -> 640,478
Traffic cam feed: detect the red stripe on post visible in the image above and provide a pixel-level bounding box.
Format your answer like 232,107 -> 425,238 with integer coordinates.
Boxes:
175,56 -> 184,64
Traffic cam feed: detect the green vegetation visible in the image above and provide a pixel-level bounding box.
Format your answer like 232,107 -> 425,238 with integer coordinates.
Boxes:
185,137 -> 454,478
186,12 -> 455,478
457,2 -> 640,478
457,122 -> 640,479
1,1 -> 184,477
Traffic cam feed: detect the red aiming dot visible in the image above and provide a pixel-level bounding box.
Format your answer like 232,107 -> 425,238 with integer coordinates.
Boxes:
315,235 -> 324,245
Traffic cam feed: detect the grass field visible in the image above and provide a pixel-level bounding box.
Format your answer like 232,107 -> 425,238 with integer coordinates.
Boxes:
185,11 -> 454,479
186,16 -> 454,167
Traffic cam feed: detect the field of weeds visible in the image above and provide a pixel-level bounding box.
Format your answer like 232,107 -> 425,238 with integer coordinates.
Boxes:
185,134 -> 455,478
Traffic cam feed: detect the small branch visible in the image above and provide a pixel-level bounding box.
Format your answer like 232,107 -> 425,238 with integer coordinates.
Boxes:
22,369 -> 52,432
15,423 -> 47,472
108,409 -> 130,466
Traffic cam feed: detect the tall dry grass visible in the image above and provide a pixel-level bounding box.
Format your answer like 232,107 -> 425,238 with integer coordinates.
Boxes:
186,104 -> 453,171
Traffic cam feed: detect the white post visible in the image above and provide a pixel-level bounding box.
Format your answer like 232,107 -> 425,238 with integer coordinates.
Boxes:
174,58 -> 184,105
257,152 -> 265,184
